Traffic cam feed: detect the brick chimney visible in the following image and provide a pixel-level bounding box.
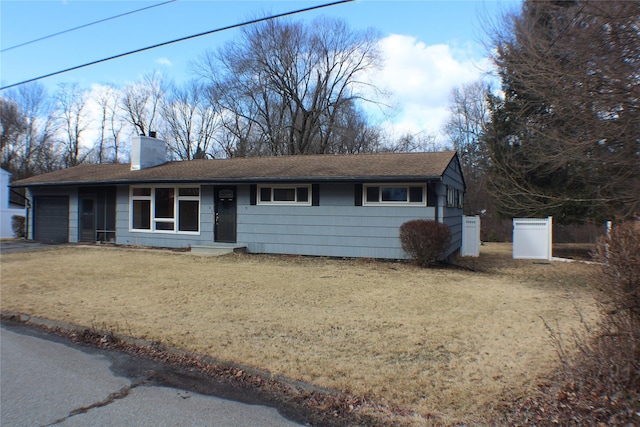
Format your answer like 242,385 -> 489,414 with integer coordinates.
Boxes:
130,133 -> 166,170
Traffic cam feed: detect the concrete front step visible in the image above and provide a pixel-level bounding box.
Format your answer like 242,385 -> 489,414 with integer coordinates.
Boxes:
190,245 -> 247,256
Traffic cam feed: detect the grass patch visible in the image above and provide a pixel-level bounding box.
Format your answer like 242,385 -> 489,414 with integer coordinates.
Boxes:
0,243 -> 598,425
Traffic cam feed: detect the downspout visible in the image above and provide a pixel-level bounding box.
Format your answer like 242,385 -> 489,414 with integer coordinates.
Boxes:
433,183 -> 438,222
437,177 -> 444,224
25,198 -> 31,239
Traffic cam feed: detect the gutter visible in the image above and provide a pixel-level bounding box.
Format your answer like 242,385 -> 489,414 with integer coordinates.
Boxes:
11,175 -> 444,188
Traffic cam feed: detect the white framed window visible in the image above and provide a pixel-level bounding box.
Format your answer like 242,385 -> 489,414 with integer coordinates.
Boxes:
257,184 -> 311,205
446,186 -> 464,208
446,186 -> 456,207
130,185 -> 200,233
363,184 -> 426,206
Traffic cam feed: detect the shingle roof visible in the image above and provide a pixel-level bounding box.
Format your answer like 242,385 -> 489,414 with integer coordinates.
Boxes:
11,151 -> 458,187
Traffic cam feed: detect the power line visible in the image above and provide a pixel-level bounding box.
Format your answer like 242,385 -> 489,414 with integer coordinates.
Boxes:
1,0 -> 177,53
1,0 -> 354,91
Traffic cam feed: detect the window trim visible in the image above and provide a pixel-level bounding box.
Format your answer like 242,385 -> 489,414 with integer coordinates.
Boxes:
446,186 -> 464,208
362,183 -> 426,206
256,184 -> 312,206
447,186 -> 455,208
129,185 -> 201,234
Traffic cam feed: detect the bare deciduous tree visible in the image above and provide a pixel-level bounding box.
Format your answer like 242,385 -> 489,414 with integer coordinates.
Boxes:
194,17 -> 383,156
1,97 -> 26,170
1,83 -> 59,178
444,80 -> 491,178
161,80 -> 221,160
383,131 -> 440,153
120,71 -> 165,137
56,83 -> 90,167
444,80 -> 492,215
91,84 -> 124,163
328,100 -> 381,154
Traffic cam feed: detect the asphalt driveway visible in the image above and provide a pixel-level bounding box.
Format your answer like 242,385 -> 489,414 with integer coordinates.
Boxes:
0,239 -> 62,254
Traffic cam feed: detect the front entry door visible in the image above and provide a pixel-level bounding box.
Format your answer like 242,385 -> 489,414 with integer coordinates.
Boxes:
214,186 -> 237,243
79,196 -> 96,242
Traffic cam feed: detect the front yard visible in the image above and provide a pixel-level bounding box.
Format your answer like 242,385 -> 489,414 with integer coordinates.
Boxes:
0,243 -> 598,425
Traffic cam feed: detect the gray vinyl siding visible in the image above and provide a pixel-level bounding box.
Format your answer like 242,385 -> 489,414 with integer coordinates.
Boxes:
112,181 -> 448,258
27,186 -> 78,243
441,158 -> 465,258
22,153 -> 466,260
236,184 -> 436,259
115,184 -> 215,248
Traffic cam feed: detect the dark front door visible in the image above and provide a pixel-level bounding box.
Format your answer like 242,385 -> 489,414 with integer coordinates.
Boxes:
79,196 -> 96,242
215,186 -> 237,243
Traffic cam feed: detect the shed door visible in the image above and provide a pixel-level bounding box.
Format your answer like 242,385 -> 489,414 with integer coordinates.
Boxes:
214,186 -> 237,243
34,196 -> 69,243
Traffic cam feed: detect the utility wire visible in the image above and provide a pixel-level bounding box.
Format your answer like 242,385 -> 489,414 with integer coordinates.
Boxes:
1,0 -> 354,91
1,0 -> 176,53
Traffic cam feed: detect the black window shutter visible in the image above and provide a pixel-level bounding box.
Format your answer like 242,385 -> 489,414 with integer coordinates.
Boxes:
312,184 -> 320,206
354,183 -> 363,206
427,183 -> 437,207
250,184 -> 257,205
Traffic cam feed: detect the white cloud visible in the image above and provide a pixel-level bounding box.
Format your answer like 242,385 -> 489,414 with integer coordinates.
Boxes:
155,57 -> 173,67
364,34 -> 492,144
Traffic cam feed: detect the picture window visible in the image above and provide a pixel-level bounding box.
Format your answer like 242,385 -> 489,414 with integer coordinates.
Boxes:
130,186 -> 200,233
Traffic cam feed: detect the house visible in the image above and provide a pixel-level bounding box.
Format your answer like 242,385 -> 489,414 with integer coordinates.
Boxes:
1,168 -> 27,239
11,136 -> 466,260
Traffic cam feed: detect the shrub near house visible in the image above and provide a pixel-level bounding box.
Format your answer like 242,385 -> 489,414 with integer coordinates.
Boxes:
400,219 -> 451,267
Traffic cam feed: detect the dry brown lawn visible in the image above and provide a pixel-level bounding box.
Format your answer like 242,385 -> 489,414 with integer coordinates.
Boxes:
0,243 -> 599,425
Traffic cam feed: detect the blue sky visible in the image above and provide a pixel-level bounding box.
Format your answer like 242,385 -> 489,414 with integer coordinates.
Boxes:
1,0 -> 520,142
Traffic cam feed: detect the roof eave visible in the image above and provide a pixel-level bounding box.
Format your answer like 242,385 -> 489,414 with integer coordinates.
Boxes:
12,175 -> 444,188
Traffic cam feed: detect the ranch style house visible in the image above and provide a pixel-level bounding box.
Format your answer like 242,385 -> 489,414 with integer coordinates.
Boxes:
11,135 -> 466,260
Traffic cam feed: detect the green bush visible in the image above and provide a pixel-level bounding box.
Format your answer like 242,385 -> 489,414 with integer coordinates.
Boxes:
399,220 -> 451,267
11,215 -> 25,238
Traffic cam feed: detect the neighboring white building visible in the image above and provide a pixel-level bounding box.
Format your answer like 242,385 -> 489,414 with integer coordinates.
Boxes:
1,169 -> 26,238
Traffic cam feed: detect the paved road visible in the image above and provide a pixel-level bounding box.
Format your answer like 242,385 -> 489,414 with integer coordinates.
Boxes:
1,323 -> 303,426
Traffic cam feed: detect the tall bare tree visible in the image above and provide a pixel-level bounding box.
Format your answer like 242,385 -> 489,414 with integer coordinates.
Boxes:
108,90 -> 126,163
327,100 -> 381,154
444,80 -> 492,215
1,83 -> 59,178
483,0 -> 640,223
384,132 -> 440,153
56,83 -> 90,167
194,17 -> 382,156
120,71 -> 165,137
161,80 -> 221,160
444,81 -> 491,178
91,84 -> 123,163
0,97 -> 26,171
